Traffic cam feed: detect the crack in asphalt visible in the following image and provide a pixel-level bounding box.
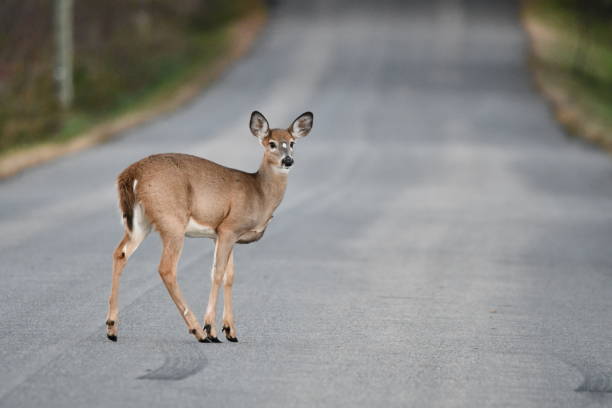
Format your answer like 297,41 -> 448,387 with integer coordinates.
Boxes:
138,343 -> 208,381
575,373 -> 612,393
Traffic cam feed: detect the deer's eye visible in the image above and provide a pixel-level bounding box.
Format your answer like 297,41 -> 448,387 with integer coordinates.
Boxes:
269,141 -> 277,149
290,141 -> 295,148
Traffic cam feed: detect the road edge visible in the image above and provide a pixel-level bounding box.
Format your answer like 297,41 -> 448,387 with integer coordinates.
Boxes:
520,2 -> 612,154
0,9 -> 267,180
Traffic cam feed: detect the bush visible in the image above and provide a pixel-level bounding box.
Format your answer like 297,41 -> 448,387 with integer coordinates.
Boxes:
0,0 -> 259,153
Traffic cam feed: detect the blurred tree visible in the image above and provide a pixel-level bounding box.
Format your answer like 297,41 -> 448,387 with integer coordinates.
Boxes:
54,0 -> 74,109
525,0 -> 612,148
0,0 -> 260,153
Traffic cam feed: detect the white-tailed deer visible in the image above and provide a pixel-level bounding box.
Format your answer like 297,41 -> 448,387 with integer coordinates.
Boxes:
105,111 -> 313,343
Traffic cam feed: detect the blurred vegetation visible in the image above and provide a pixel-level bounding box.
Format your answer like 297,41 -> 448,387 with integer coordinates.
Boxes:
0,0 -> 260,154
524,0 -> 612,148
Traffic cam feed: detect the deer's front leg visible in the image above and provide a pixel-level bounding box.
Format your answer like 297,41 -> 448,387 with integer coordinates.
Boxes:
204,232 -> 234,342
222,250 -> 238,342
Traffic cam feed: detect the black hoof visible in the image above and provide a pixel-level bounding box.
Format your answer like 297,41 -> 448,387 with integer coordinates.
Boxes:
191,328 -> 210,343
222,326 -> 238,342
203,325 -> 221,342
107,334 -> 117,342
106,320 -> 115,327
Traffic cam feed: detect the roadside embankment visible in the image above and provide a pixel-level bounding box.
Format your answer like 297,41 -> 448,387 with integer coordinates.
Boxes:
0,2 -> 266,179
522,0 -> 612,151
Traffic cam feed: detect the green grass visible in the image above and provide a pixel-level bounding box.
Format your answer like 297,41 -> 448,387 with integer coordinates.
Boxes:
0,0 -> 267,158
1,27 -> 228,157
105,29 -> 226,113
525,0 -> 612,143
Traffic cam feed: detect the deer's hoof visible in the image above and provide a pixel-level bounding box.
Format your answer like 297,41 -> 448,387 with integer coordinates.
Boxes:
190,328 -> 208,342
222,326 -> 238,342
107,334 -> 117,342
203,324 -> 221,342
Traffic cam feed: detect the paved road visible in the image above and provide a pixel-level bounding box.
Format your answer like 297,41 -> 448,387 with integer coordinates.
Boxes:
2,0 -> 612,406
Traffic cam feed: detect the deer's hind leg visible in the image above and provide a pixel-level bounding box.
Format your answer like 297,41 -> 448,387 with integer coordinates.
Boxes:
158,230 -> 208,343
106,225 -> 149,341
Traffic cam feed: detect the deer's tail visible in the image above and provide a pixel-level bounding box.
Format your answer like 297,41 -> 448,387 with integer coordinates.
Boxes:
117,168 -> 137,233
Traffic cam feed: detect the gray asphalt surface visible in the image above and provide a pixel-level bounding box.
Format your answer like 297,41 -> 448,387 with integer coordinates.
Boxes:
2,0 -> 612,406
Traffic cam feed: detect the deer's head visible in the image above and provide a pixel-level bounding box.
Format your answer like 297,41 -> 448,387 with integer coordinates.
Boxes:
250,111 -> 313,173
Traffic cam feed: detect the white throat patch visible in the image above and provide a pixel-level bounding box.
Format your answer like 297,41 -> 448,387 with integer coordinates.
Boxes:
274,166 -> 291,174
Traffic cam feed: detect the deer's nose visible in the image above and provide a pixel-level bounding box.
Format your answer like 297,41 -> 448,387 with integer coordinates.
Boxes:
282,156 -> 294,167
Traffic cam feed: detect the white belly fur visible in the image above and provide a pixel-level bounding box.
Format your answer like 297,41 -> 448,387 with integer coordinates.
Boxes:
185,218 -> 217,239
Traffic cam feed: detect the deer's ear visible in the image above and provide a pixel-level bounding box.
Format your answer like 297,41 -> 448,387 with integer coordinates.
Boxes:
289,112 -> 313,139
250,111 -> 269,141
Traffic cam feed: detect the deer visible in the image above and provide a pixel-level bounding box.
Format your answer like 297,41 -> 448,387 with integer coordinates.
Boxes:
105,111 -> 313,343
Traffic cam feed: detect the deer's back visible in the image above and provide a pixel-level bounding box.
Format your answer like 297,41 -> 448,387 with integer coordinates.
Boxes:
121,153 -> 257,232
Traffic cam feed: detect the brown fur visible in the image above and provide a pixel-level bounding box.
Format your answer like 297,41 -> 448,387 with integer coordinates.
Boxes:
105,111 -> 313,343
117,152 -> 286,240
116,167 -> 137,232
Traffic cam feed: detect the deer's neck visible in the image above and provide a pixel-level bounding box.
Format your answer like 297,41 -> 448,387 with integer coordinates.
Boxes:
254,158 -> 288,213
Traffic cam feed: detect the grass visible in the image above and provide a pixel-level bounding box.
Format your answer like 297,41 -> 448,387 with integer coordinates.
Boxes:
1,27 -> 228,157
0,0 -> 268,165
523,0 -> 612,149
